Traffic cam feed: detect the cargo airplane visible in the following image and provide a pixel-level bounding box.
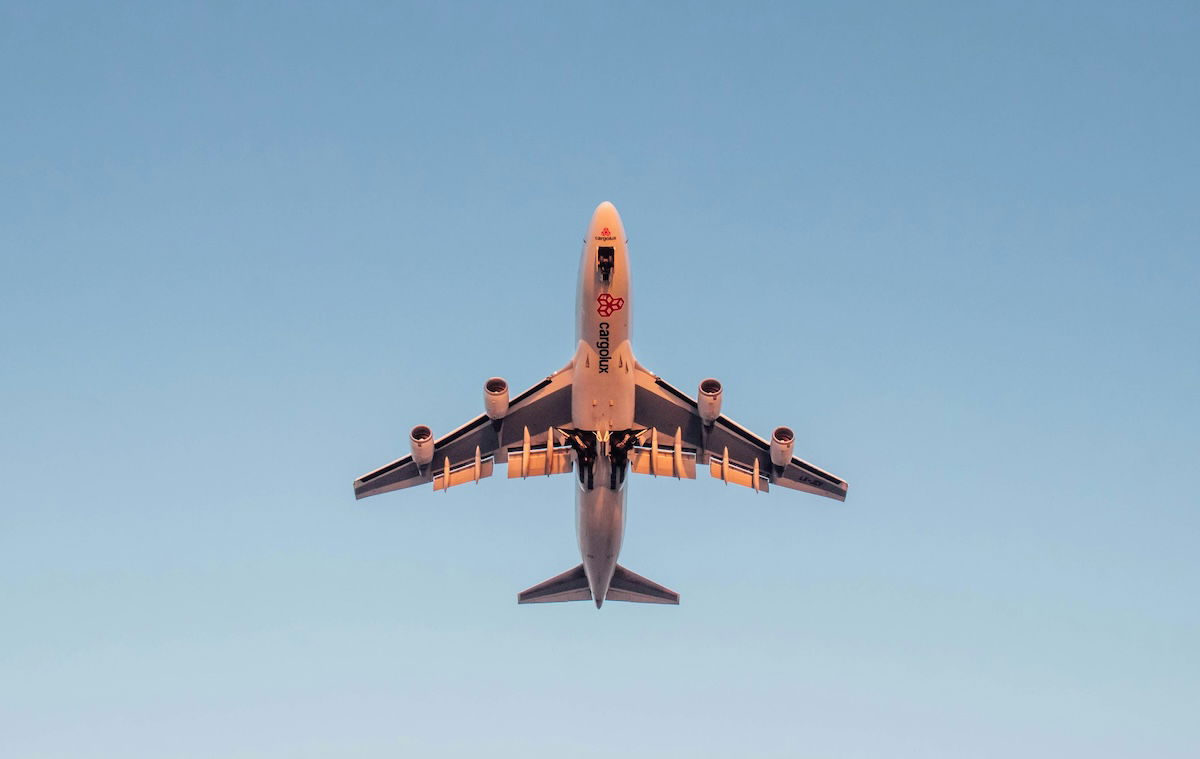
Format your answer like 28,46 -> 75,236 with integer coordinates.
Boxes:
353,202 -> 848,607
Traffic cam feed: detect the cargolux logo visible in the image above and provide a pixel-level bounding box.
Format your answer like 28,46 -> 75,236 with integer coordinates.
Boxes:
597,293 -> 624,317
601,227 -> 610,236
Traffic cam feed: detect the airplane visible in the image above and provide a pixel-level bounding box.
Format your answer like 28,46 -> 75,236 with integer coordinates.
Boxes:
353,202 -> 848,607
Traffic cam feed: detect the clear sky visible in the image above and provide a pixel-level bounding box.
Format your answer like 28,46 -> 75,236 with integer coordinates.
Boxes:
2,2 -> 1197,757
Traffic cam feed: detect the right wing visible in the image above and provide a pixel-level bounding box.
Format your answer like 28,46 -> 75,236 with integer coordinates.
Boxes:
632,366 -> 848,501
353,366 -> 574,499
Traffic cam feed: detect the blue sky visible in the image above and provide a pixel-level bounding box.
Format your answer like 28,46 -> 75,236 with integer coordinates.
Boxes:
2,2 -> 1197,757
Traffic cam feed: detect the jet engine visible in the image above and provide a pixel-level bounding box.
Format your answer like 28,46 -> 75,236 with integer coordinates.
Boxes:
770,426 -> 795,467
410,424 -> 435,467
697,378 -> 723,424
484,377 -> 510,419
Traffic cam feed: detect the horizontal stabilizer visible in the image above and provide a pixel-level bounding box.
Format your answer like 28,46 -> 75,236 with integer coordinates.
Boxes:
517,563 -> 592,604
605,564 -> 679,605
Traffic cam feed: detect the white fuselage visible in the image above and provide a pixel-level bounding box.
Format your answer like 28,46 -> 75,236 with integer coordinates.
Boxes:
571,202 -> 635,603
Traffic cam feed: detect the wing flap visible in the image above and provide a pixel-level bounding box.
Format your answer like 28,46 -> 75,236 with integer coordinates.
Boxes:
431,451 -> 495,491
629,447 -> 697,479
504,425 -> 574,479
709,450 -> 770,492
506,447 -> 573,478
628,425 -> 698,479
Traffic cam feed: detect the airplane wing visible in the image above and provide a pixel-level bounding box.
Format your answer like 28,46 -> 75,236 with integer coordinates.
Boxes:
631,366 -> 848,500
353,366 -> 574,499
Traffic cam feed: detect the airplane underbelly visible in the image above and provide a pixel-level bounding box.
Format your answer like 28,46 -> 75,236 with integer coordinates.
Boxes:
571,339 -> 635,430
576,483 -> 626,595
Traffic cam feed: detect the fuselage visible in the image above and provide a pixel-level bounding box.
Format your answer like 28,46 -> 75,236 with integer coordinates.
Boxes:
571,201 -> 635,606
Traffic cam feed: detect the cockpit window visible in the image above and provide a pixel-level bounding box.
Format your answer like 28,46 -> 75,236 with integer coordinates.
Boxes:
597,246 -> 615,282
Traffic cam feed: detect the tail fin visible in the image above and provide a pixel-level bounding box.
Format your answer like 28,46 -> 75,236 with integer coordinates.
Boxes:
606,564 -> 679,605
517,563 -> 592,604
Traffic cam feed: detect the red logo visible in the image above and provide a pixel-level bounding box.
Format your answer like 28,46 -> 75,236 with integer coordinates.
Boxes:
597,293 -> 624,317
601,227 -> 610,236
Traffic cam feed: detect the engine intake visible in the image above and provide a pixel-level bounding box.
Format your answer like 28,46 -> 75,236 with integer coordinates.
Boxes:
770,426 -> 795,467
410,424 -> 435,467
484,377 -> 510,419
698,378 -> 723,425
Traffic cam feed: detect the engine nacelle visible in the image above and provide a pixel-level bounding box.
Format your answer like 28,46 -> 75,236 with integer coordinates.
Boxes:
770,426 -> 795,467
484,377 -> 510,419
410,425 -> 435,467
697,378 -> 723,425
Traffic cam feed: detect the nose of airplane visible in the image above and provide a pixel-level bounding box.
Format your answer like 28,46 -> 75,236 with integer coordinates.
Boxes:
589,201 -> 623,240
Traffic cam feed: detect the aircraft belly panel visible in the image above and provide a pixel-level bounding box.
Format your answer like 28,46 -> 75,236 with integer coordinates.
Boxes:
571,340 -> 636,430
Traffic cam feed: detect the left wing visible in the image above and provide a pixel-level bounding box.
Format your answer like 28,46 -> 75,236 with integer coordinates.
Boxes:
353,366 -> 574,499
632,365 -> 848,500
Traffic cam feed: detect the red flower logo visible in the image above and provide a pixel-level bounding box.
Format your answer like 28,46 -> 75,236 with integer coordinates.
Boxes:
601,227 -> 610,236
597,293 -> 624,317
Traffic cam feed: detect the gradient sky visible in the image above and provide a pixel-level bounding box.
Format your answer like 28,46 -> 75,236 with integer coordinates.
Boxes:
2,2 -> 1198,757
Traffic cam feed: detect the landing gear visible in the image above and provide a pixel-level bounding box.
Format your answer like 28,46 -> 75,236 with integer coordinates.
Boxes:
607,429 -> 640,489
563,429 -> 598,490
562,428 -> 644,491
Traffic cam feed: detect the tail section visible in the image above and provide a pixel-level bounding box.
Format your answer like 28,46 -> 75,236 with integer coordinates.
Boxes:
517,564 -> 592,604
517,563 -> 679,605
606,564 -> 679,605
